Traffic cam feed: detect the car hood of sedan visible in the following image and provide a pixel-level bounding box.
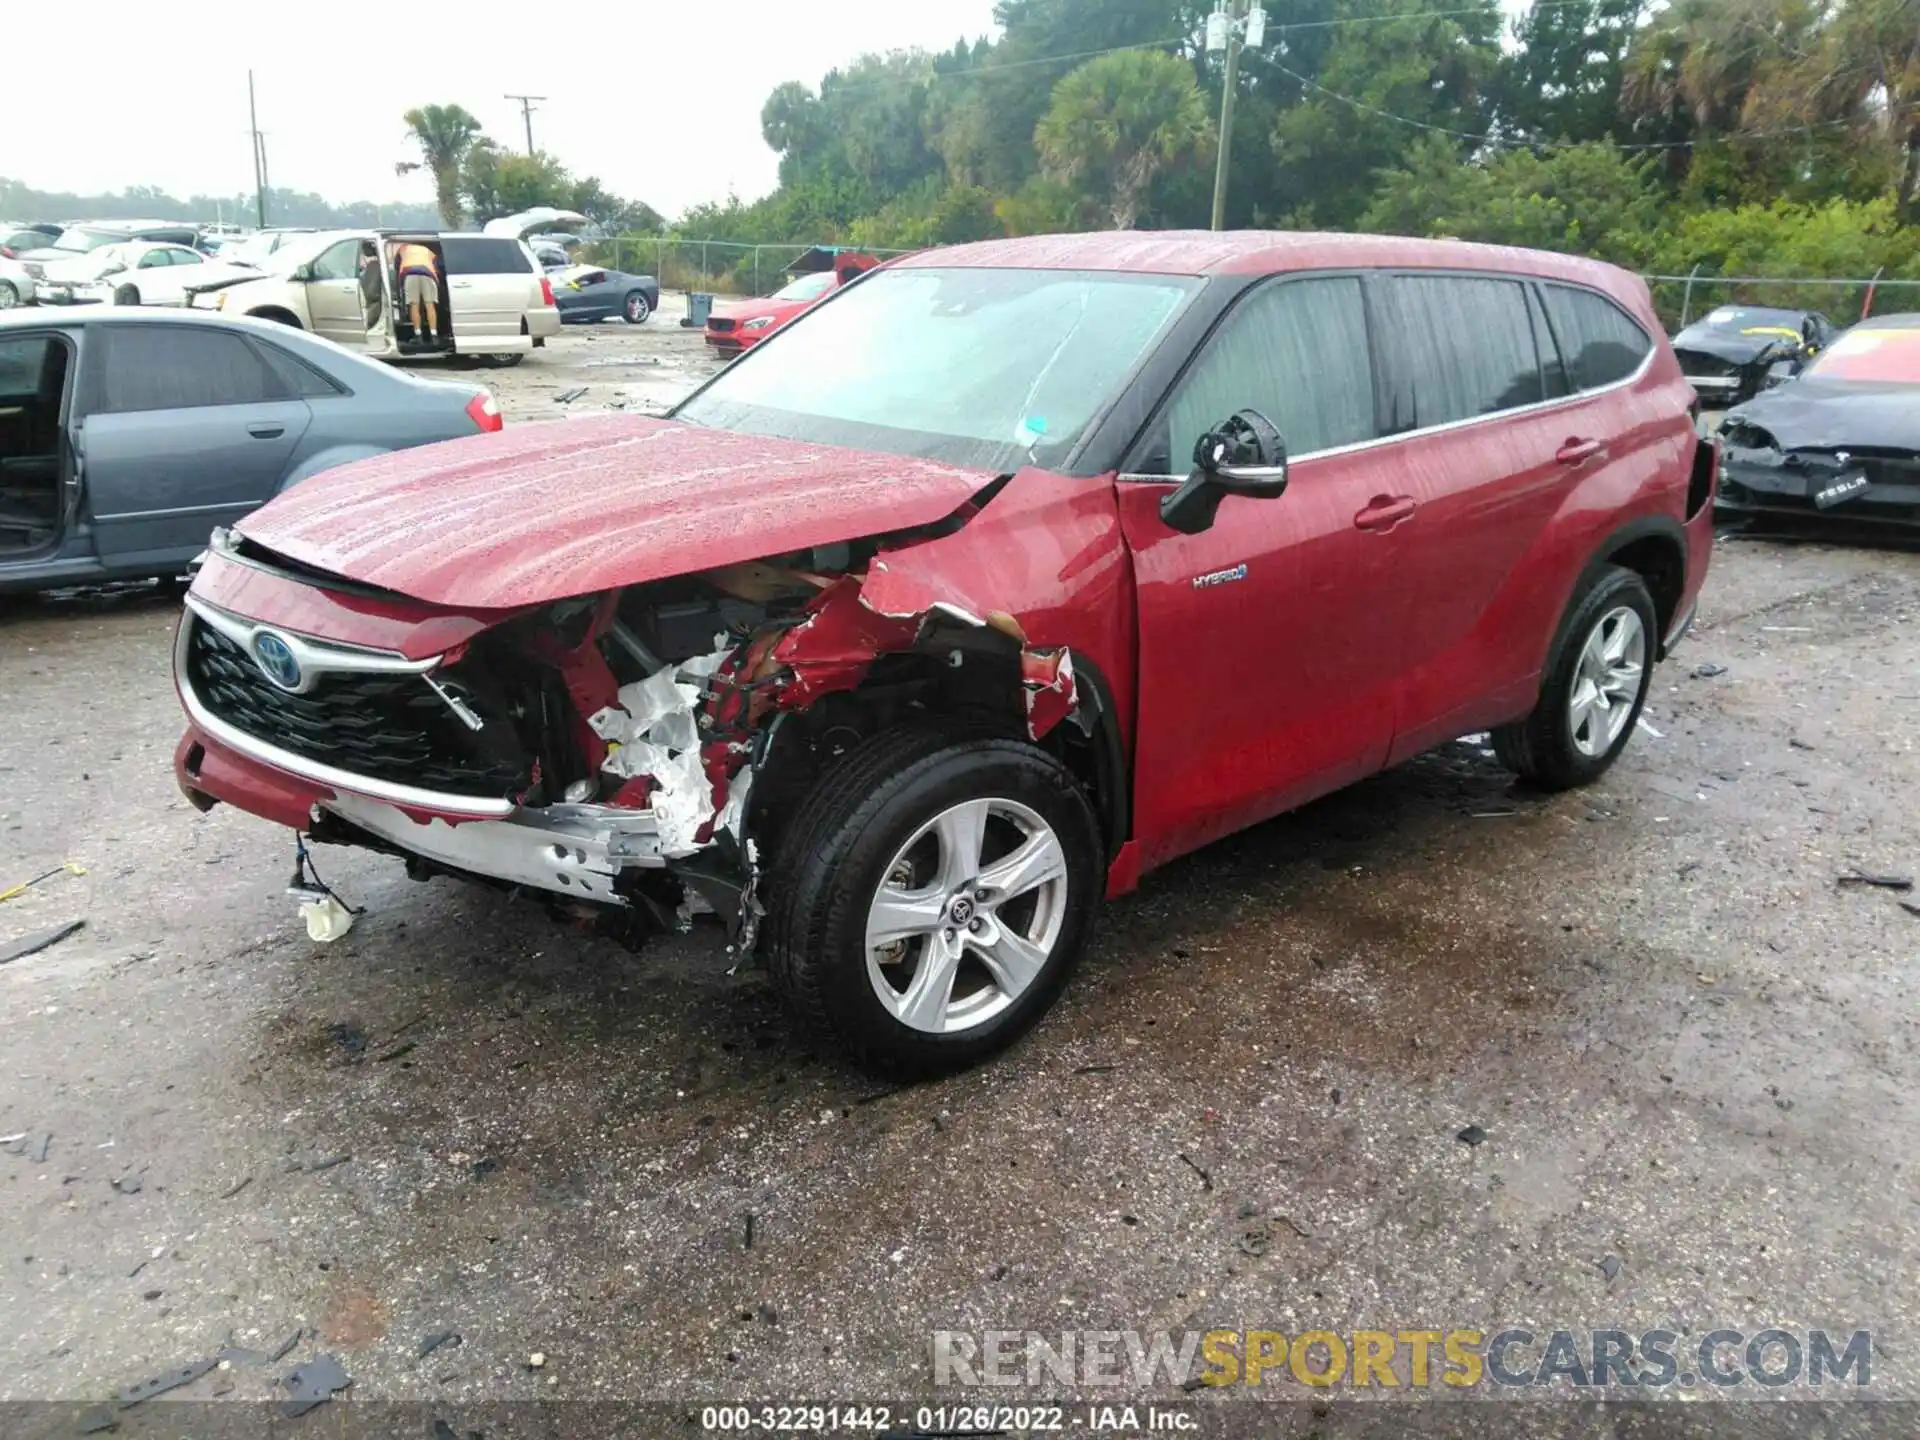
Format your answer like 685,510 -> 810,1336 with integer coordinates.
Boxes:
1725,378 -> 1920,452
235,413 -> 997,610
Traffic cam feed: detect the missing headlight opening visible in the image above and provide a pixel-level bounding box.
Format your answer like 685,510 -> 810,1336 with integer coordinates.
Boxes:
291,528 -> 1082,957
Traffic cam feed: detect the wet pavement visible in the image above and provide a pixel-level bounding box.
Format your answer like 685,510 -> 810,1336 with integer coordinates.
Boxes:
2,377 -> 1918,1425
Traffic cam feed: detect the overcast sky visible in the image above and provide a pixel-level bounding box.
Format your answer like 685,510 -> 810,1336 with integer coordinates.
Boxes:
8,0 -> 1002,218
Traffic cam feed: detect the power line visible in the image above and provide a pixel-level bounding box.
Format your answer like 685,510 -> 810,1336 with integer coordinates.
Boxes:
1245,48 -> 1876,153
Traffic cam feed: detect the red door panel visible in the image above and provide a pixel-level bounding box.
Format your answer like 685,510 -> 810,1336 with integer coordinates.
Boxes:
1118,455 -> 1406,872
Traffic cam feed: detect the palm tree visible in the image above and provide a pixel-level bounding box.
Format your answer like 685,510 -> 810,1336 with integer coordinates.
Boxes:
1035,51 -> 1213,230
402,104 -> 484,228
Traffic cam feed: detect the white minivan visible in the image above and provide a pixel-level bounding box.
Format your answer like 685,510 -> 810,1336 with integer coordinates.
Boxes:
186,212 -> 571,363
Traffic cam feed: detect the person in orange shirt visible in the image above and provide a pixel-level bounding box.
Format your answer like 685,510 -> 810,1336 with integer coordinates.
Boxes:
396,240 -> 441,347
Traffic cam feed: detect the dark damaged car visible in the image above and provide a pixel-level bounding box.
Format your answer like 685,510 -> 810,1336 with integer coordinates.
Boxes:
1717,314 -> 1920,527
173,232 -> 1714,1076
1671,305 -> 1834,406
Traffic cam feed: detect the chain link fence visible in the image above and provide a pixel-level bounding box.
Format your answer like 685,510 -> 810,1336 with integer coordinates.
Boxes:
576,237 -> 915,298
1644,270 -> 1920,330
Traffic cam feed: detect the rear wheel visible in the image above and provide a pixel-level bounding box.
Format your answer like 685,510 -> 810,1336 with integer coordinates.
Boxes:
1492,565 -> 1657,790
113,285 -> 140,306
623,290 -> 651,324
763,727 -> 1102,1078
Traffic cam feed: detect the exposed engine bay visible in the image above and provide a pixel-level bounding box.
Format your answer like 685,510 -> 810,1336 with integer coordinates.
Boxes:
229,521 -> 1086,953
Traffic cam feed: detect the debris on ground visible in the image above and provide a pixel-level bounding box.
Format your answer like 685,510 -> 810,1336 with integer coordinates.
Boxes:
1457,1124 -> 1488,1147
1599,1254 -> 1624,1282
307,1153 -> 351,1173
0,919 -> 86,965
281,1354 -> 352,1416
219,1177 -> 252,1200
553,386 -> 588,404
116,1356 -> 217,1406
110,1175 -> 143,1195
0,860 -> 86,905
418,1329 -> 461,1360
1691,663 -> 1728,679
1836,871 -> 1914,892
528,1352 -> 547,1369
217,1346 -> 272,1368
1177,1152 -> 1213,1190
326,1023 -> 368,1058
75,1403 -> 118,1433
269,1329 -> 302,1362
299,895 -> 355,943
1789,737 -> 1816,751
1901,902 -> 1920,919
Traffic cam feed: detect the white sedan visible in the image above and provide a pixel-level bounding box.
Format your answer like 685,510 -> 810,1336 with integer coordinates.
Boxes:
33,242 -> 256,308
0,256 -> 32,309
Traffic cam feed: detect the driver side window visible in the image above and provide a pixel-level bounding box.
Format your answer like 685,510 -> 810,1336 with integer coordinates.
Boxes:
1161,276 -> 1378,473
309,241 -> 361,281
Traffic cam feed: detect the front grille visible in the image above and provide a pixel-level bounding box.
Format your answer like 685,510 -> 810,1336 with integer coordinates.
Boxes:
186,619 -> 531,799
706,317 -> 737,333
1675,350 -> 1737,378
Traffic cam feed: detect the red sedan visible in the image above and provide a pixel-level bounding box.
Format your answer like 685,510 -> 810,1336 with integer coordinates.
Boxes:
705,249 -> 877,356
174,231 -> 1712,1077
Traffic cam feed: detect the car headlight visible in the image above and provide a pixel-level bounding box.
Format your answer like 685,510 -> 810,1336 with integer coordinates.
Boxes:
743,317 -> 776,331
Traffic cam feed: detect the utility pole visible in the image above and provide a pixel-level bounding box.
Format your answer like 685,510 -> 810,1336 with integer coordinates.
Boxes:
504,94 -> 547,156
248,69 -> 268,228
1209,1 -> 1247,231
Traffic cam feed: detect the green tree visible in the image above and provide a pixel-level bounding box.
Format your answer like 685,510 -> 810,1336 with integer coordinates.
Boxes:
1362,135 -> 1663,265
1034,50 -> 1213,228
1495,0 -> 1647,143
401,103 -> 484,227
1267,0 -> 1504,228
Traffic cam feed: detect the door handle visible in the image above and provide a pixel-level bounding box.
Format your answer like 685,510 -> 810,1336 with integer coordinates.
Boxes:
1353,495 -> 1417,531
1556,437 -> 1605,465
247,423 -> 285,440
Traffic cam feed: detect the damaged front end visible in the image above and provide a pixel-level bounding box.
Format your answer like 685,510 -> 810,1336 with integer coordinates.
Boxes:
1718,421 -> 1920,526
178,523 -> 1083,953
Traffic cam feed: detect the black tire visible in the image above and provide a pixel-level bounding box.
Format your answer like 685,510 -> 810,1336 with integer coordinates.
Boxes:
623,290 -> 651,324
1492,564 -> 1658,791
481,352 -> 525,368
114,285 -> 140,307
762,726 -> 1102,1079
0,281 -> 18,310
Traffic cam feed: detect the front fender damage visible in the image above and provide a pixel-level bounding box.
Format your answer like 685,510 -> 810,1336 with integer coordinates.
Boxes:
563,541 -> 1081,954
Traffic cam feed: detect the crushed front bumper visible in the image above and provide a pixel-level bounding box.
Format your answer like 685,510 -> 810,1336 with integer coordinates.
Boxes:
1719,447 -> 1920,528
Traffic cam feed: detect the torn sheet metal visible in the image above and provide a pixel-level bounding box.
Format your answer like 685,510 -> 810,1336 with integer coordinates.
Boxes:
1021,647 -> 1077,740
588,645 -> 729,858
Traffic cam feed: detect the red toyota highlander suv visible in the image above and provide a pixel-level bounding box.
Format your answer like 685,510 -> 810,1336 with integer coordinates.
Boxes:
174,232 -> 1716,1076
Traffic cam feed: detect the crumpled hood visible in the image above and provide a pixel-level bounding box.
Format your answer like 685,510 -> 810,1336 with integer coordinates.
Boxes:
1671,324 -> 1794,366
236,413 -> 995,610
1724,379 -> 1920,453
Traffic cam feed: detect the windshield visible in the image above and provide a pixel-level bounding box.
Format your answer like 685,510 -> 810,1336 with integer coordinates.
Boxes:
1804,326 -> 1920,384
53,226 -> 128,253
771,270 -> 838,303
676,267 -> 1197,470
223,233 -> 287,266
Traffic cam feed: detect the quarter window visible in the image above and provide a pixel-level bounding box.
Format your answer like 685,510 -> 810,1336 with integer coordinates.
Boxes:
92,326 -> 290,413
1394,275 -> 1545,427
1542,284 -> 1651,391
1161,275 -> 1377,468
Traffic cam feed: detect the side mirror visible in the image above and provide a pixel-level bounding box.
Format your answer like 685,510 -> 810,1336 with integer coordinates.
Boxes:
1764,358 -> 1799,389
1159,409 -> 1290,535
290,264 -> 314,282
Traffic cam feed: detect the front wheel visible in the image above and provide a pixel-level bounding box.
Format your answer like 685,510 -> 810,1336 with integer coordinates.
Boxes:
1493,565 -> 1657,790
623,290 -> 651,324
0,281 -> 18,309
763,728 -> 1103,1078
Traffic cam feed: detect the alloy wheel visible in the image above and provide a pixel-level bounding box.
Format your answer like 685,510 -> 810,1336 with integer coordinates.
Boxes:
1567,605 -> 1646,758
864,797 -> 1070,1035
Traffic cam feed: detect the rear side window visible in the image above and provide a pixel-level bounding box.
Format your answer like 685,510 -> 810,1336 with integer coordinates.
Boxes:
440,238 -> 533,275
1161,275 -> 1377,466
0,335 -> 57,395
1394,275 -> 1545,427
256,340 -> 345,398
1542,285 -> 1651,390
90,325 -> 290,413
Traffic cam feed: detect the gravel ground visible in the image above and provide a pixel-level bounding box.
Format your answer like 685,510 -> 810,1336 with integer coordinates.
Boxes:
1,332 -> 1917,1433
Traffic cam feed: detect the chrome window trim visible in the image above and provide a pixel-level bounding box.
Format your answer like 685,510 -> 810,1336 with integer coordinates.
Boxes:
1117,343 -> 1658,485
184,594 -> 440,680
175,606 -> 514,820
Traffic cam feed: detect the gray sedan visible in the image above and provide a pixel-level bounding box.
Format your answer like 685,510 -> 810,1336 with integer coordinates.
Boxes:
0,308 -> 504,593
